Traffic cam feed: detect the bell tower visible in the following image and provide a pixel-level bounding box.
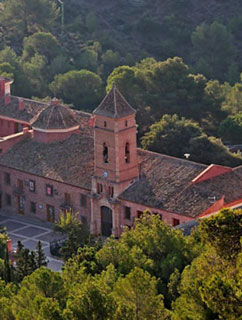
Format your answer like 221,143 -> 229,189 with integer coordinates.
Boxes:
93,84 -> 138,185
90,85 -> 139,237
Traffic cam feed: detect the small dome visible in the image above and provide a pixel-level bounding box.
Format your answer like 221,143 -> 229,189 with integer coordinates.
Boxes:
33,99 -> 79,130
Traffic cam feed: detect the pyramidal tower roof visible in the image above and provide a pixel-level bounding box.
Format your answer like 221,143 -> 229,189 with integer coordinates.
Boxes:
93,84 -> 136,119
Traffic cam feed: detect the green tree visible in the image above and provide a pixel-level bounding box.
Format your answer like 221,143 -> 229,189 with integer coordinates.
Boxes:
12,267 -> 65,320
191,21 -> 236,82
141,114 -> 242,166
21,32 -> 61,64
50,70 -> 103,110
0,62 -> 15,79
15,241 -> 37,281
172,209 -> 242,320
199,208 -> 242,261
96,213 -> 197,305
54,211 -> 94,260
107,57 -> 220,136
3,244 -> 11,284
101,50 -> 121,76
219,112 -> 242,143
35,241 -> 48,268
85,11 -> 97,33
222,81 -> 242,115
0,0 -> 59,42
76,48 -> 98,72
113,267 -> 169,320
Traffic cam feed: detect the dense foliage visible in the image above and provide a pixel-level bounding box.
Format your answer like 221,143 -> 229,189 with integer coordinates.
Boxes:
0,209 -> 241,319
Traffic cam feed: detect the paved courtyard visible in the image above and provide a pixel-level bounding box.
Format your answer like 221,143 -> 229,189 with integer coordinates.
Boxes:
0,214 -> 64,272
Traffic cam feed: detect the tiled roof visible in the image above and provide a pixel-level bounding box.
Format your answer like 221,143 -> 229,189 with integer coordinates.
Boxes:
33,102 -> 79,130
119,149 -> 207,215
0,134 -> 94,189
120,150 -> 242,217
93,85 -> 136,118
75,110 -> 93,136
0,96 -> 47,123
170,167 -> 242,217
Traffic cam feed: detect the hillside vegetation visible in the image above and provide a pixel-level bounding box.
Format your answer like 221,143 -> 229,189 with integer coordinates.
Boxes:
0,0 -> 242,166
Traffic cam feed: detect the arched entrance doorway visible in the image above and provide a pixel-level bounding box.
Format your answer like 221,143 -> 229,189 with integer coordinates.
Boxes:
101,206 -> 113,237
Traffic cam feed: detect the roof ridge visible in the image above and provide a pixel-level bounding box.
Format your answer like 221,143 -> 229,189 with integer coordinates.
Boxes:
46,105 -> 55,129
11,95 -> 48,106
137,148 -> 207,167
113,84 -> 118,117
58,105 -> 67,128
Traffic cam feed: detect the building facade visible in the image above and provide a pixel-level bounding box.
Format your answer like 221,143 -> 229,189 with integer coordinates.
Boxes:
0,77 -> 242,237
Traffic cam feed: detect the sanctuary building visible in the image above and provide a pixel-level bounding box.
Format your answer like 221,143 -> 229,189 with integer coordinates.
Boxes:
0,77 -> 241,237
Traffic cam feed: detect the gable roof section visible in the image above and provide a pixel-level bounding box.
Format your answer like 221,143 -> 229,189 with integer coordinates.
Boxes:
192,164 -> 232,184
119,149 -> 207,215
0,134 -> 94,189
93,85 -> 136,118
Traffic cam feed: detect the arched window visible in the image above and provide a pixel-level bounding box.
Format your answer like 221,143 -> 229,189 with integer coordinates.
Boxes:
125,142 -> 130,163
103,143 -> 108,163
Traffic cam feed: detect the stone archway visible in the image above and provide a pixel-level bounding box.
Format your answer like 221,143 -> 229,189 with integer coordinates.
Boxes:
101,206 -> 113,237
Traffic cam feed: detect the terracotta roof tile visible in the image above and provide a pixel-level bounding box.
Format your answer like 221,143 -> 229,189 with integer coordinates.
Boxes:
0,134 -> 94,189
93,85 -> 136,118
0,96 -> 47,123
119,149 -> 207,215
32,102 -> 79,130
120,149 -> 242,217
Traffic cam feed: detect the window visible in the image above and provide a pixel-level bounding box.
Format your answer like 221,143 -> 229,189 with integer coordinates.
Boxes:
47,204 -> 55,222
172,218 -> 180,226
104,121 -> 107,127
124,206 -> 131,220
18,179 -> 23,191
64,192 -> 71,206
80,194 -> 87,208
137,210 -> 143,219
125,142 -> 130,163
103,143 -> 108,163
5,194 -> 11,206
29,180 -> 35,192
4,172 -> 10,185
97,183 -> 103,194
125,120 -> 128,127
108,186 -> 114,198
153,212 -> 162,220
30,201 -> 36,214
46,184 -> 53,196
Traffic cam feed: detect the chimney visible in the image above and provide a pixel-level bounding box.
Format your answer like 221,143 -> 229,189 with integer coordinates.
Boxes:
4,94 -> 10,105
51,97 -> 59,105
0,77 -> 5,97
19,98 -> 24,111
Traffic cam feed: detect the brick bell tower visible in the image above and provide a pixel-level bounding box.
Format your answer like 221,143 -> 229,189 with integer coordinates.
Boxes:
90,84 -> 139,237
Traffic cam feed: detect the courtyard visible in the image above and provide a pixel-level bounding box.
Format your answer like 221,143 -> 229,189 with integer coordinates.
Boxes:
0,213 -> 64,272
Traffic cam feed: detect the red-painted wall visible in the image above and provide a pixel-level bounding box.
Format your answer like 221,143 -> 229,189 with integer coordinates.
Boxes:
0,167 -> 90,224
33,129 -> 79,143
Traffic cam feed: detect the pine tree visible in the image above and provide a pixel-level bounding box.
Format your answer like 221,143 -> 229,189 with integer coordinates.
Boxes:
3,243 -> 11,283
35,241 -> 48,268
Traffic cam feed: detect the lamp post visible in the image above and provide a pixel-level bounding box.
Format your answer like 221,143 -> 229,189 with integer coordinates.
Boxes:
57,0 -> 64,42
